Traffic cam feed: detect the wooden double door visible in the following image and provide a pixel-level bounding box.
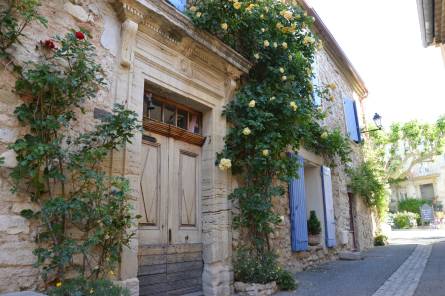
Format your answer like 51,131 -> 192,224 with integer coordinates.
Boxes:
138,133 -> 203,295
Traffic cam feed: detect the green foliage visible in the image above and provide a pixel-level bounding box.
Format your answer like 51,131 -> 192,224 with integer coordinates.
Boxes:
398,198 -> 431,217
0,0 -> 47,57
374,234 -> 388,246
369,117 -> 445,183
48,277 -> 129,296
190,0 -> 349,254
392,211 -> 419,229
8,30 -> 140,285
307,210 -> 321,235
234,249 -> 296,290
348,161 -> 388,218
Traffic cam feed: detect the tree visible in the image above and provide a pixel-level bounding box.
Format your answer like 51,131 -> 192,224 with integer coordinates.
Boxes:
368,116 -> 445,184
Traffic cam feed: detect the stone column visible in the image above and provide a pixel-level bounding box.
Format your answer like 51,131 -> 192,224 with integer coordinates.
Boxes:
111,4 -> 144,295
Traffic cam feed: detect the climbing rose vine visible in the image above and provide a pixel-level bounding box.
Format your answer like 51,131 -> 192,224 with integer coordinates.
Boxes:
188,0 -> 351,285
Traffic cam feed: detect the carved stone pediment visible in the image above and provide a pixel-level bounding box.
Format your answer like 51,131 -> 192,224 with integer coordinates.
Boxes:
113,0 -> 250,76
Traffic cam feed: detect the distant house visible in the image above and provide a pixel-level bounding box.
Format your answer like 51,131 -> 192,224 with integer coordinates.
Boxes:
390,155 -> 445,210
417,0 -> 445,61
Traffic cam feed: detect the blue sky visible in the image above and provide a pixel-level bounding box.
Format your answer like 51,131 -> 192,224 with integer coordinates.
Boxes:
307,0 -> 445,127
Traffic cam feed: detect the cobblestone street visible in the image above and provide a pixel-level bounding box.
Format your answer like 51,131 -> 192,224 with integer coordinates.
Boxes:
277,228 -> 445,296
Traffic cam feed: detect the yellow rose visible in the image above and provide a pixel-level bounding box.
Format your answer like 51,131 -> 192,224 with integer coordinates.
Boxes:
248,100 -> 256,108
254,53 -> 260,59
282,10 -> 293,20
219,158 -> 232,170
276,22 -> 284,30
290,101 -> 298,111
288,54 -> 293,61
282,42 -> 288,49
303,35 -> 315,45
246,4 -> 255,11
221,23 -> 228,30
233,2 -> 241,9
270,96 -> 276,101
263,40 -> 270,47
196,11 -> 202,17
56,282 -> 62,288
261,28 -> 266,32
281,75 -> 287,81
262,149 -> 270,156
328,83 -> 337,90
242,127 -> 251,136
321,132 -> 329,139
190,6 -> 197,12
90,288 -> 95,294
273,42 -> 278,48
279,67 -> 285,73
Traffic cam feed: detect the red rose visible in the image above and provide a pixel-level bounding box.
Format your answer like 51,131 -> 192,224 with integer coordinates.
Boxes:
75,31 -> 85,40
43,39 -> 56,49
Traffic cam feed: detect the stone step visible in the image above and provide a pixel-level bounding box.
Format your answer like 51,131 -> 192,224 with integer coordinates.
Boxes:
339,251 -> 364,260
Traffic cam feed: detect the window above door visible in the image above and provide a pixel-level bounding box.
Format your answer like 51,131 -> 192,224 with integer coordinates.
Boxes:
143,92 -> 205,146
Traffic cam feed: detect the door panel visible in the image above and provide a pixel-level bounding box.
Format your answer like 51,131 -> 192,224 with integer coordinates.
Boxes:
170,140 -> 201,245
139,134 -> 169,245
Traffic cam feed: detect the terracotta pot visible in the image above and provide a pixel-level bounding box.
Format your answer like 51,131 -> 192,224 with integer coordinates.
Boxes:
308,234 -> 321,246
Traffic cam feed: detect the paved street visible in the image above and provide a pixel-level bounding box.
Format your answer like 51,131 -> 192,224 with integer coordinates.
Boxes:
277,228 -> 445,296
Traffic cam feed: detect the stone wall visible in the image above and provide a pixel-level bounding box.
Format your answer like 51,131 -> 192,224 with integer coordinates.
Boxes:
268,48 -> 374,272
0,0 -> 123,293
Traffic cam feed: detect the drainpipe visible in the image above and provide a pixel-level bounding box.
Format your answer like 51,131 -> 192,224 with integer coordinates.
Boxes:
417,0 -> 435,47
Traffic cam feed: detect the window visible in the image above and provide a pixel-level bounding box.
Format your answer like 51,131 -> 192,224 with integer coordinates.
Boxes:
420,183 -> 435,200
343,98 -> 361,143
143,94 -> 202,135
167,0 -> 187,12
311,61 -> 322,107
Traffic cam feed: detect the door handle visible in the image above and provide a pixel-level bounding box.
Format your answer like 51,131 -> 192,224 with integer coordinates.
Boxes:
168,229 -> 172,244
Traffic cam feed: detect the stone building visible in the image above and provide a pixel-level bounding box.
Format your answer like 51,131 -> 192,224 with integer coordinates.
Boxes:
0,0 -> 374,295
417,0 -> 445,62
390,155 -> 445,210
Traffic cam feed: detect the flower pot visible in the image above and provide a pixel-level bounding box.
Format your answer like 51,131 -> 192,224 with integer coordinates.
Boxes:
308,234 -> 321,246
234,281 -> 278,296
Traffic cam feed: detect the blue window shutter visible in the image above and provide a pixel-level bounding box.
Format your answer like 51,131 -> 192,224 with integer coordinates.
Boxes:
168,0 -> 187,12
321,166 -> 336,248
352,100 -> 362,143
343,98 -> 361,142
312,62 -> 322,107
289,154 -> 308,252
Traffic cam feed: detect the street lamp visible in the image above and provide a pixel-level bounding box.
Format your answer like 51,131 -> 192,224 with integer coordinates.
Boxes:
361,113 -> 383,133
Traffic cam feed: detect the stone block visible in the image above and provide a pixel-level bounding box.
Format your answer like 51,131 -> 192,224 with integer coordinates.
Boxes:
0,241 -> 36,265
0,215 -> 29,235
64,2 -> 89,22
234,281 -> 278,296
338,251 -> 364,261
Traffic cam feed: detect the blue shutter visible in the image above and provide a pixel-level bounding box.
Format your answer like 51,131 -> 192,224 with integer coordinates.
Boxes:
289,154 -> 308,252
312,61 -> 322,107
321,166 -> 336,248
343,98 -> 361,143
168,0 -> 187,12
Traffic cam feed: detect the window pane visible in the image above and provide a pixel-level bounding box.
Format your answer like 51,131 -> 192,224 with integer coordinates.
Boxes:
168,0 -> 187,12
177,109 -> 188,130
164,103 -> 176,125
420,184 -> 434,200
148,98 -> 162,122
188,114 -> 201,134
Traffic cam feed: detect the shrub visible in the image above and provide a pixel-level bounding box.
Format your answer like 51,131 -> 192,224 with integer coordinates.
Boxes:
398,198 -> 432,225
374,234 -> 388,246
392,211 -> 419,229
234,249 -> 296,290
307,210 -> 321,235
348,161 -> 388,218
47,277 -> 129,296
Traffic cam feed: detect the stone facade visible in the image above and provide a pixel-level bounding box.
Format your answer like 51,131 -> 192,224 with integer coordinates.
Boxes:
0,0 -> 375,295
269,46 -> 375,272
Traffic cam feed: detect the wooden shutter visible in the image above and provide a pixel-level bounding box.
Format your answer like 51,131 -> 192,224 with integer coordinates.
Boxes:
343,98 -> 362,143
289,154 -> 308,252
321,166 -> 336,248
312,61 -> 322,107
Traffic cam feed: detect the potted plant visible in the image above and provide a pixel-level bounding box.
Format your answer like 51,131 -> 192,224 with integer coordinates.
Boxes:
307,210 -> 322,246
